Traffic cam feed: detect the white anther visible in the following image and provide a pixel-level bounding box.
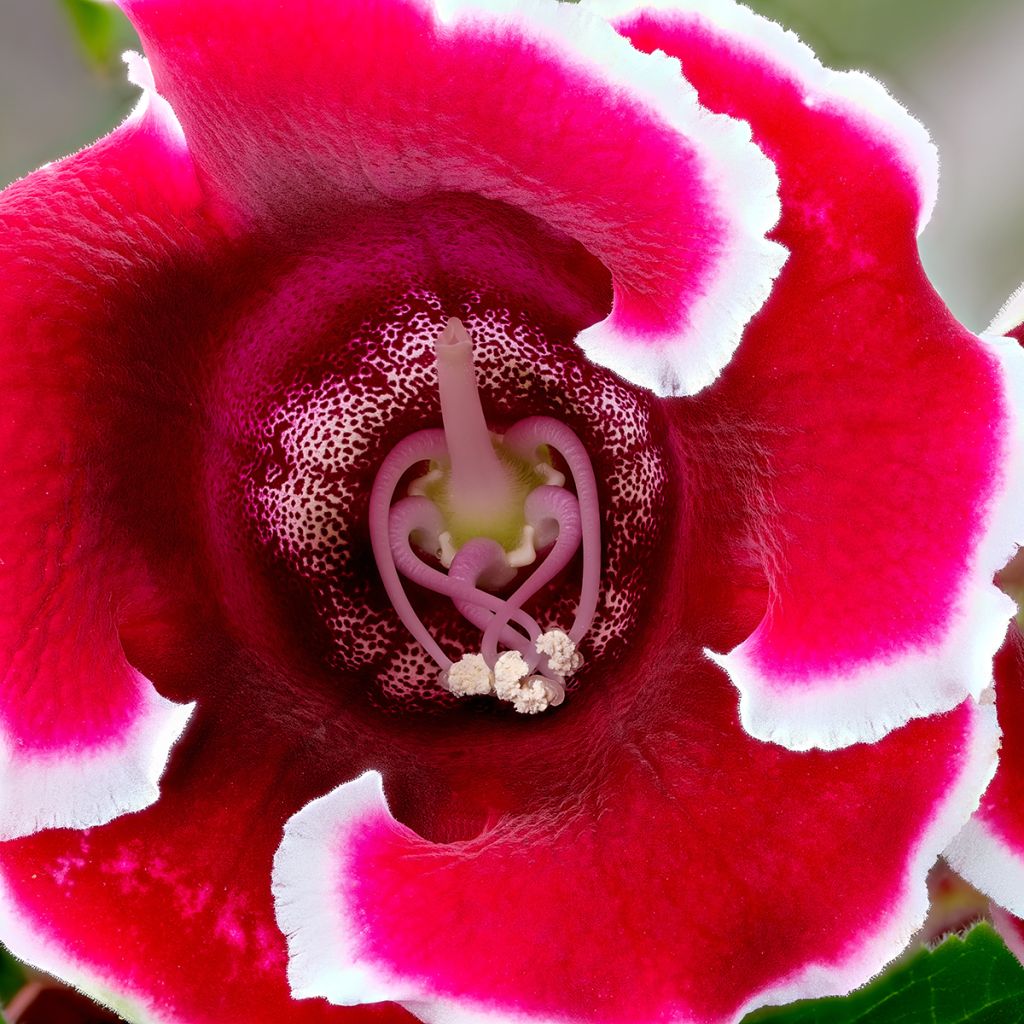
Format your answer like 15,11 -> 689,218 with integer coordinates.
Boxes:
505,525 -> 537,569
408,464 -> 444,498
493,650 -> 530,700
444,653 -> 494,697
534,463 -> 566,488
535,629 -> 583,677
438,531 -> 458,568
512,677 -> 563,715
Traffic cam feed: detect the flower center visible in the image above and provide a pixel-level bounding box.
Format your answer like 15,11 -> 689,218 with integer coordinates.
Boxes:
369,318 -> 601,713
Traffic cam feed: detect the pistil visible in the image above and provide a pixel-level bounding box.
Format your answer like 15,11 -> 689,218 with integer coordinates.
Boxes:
435,318 -> 518,534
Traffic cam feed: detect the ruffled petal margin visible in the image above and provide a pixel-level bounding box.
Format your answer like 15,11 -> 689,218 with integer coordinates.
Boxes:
946,626 -> 1024,918
114,0 -> 786,396
0,74 -> 199,839
601,0 -> 1024,750
0,714 -> 414,1024
273,687 -> 997,1024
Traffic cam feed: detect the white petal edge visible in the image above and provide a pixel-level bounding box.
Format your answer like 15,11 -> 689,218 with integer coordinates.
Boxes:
429,0 -> 787,397
0,869 -> 176,1024
0,678 -> 194,841
945,815 -> 1024,920
587,0 -> 938,233
123,51 -> 188,150
988,279 -> 1024,336
708,329 -> 1024,752
274,704 -> 995,1024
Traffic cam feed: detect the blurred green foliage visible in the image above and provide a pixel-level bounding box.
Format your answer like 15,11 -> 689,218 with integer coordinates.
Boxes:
0,943 -> 27,1007
59,0 -> 125,71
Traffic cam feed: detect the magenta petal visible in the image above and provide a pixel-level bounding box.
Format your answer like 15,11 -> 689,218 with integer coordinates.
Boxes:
273,686 -> 996,1024
946,626 -> 1024,917
114,0 -> 785,396
606,0 -> 1024,749
0,717 -> 413,1024
0,82 -> 203,839
991,905 -> 1024,966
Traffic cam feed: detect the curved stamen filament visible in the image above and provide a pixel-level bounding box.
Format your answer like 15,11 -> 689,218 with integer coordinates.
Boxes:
388,498 -> 544,660
479,486 -> 582,669
368,429 -> 450,667
448,541 -> 543,670
503,417 -> 601,643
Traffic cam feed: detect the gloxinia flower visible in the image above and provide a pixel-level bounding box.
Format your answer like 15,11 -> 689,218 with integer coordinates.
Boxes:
1,1 -> 1021,1023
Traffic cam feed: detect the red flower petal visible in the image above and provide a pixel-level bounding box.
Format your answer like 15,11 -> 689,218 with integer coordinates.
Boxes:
272,678 -> 996,1024
946,626 -> 1024,917
0,713 -> 411,1024
991,905 -> 1024,966
604,0 -> 1024,749
113,0 -> 785,396
0,83 -> 201,838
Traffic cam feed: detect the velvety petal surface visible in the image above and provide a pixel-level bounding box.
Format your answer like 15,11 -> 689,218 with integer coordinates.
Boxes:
274,690 -> 995,1024
0,707 -> 413,1024
114,0 -> 786,396
600,0 -> 1024,749
946,626 -> 1024,918
0,83 -> 201,839
2,2 -> 1014,1021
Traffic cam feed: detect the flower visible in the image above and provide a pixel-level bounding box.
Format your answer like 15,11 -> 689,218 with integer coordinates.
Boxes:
0,2 -> 1021,1023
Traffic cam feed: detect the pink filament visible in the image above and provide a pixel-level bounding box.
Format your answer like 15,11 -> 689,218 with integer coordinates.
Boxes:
367,322 -> 601,696
368,429 -> 450,668
502,417 -> 601,643
448,541 -> 543,669
479,486 -> 582,669
388,497 -> 544,666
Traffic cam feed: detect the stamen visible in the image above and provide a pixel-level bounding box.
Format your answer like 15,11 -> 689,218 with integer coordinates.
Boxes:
368,318 -> 601,714
503,417 -> 601,644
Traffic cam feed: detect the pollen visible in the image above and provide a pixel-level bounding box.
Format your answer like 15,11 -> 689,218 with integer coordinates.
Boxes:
536,629 -> 584,677
444,653 -> 494,697
493,650 -> 530,700
511,677 -> 564,715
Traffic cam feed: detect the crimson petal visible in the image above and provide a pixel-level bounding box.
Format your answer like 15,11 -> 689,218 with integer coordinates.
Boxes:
0,711 -> 413,1023
113,0 -> 785,397
0,82 -> 199,839
946,625 -> 1024,918
601,0 -> 1024,750
273,683 -> 995,1024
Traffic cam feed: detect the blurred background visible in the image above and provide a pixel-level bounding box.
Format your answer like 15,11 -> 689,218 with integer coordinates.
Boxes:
1,0 -> 1024,329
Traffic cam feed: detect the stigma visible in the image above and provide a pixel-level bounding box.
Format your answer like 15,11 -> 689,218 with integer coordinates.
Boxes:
369,318 -> 600,714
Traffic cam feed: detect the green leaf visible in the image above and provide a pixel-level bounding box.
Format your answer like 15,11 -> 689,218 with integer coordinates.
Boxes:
743,924 -> 1024,1024
0,943 -> 27,1007
59,0 -> 122,70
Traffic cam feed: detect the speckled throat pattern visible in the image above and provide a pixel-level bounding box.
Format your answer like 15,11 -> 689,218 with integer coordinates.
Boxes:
206,200 -> 670,715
